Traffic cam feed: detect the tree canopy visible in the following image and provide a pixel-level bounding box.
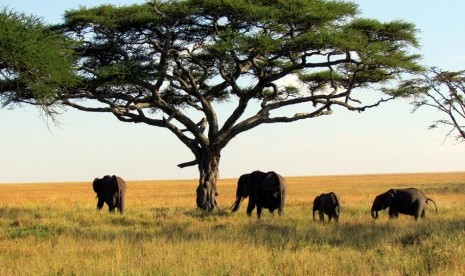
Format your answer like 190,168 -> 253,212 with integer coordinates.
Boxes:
404,68 -> 465,142
1,0 -> 423,210
0,8 -> 77,113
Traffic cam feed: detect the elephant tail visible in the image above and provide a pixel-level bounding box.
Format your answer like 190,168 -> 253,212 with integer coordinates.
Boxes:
426,198 -> 438,214
231,196 -> 243,212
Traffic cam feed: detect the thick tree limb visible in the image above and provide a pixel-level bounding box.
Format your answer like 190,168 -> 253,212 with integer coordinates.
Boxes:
177,160 -> 199,168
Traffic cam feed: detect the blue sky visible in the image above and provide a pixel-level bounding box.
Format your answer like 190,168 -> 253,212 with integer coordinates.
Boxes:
1,0 -> 464,183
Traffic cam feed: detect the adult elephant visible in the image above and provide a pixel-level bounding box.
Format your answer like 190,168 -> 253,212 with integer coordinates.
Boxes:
313,192 -> 340,223
92,175 -> 127,214
371,188 -> 437,220
230,170 -> 287,219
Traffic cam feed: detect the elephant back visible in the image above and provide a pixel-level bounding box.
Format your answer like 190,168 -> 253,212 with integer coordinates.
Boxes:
249,170 -> 267,185
263,171 -> 285,188
394,188 -> 425,203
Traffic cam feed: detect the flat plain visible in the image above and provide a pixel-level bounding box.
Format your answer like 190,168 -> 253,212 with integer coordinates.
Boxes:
0,172 -> 464,275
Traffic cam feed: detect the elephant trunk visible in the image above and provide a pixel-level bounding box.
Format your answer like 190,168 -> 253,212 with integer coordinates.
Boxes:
230,196 -> 244,212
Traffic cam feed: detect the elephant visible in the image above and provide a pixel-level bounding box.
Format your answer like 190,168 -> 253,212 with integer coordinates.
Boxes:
230,170 -> 287,219
371,188 -> 437,220
313,192 -> 340,223
92,175 -> 127,214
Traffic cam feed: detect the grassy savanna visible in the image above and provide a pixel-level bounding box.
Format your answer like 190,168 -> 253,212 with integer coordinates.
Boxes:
0,172 -> 464,275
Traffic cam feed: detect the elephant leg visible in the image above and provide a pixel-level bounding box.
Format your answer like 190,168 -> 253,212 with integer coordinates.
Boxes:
246,200 -> 255,217
388,208 -> 397,219
413,202 -> 423,220
318,210 -> 324,222
413,209 -> 424,220
114,194 -> 124,214
256,206 -> 263,219
97,199 -> 104,210
278,205 -> 284,216
117,199 -> 124,214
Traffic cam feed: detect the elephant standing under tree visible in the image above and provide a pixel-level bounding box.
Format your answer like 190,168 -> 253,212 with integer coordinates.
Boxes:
92,175 -> 127,214
231,170 -> 287,219
313,192 -> 340,223
371,188 -> 437,220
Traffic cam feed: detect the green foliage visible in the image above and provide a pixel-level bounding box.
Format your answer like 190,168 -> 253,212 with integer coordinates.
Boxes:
407,68 -> 465,142
63,4 -> 158,30
0,0 -> 424,116
300,70 -> 345,90
56,0 -> 422,109
0,8 -> 77,109
382,78 -> 430,97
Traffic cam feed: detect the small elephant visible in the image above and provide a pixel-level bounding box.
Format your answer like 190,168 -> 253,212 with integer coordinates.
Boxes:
230,170 -> 287,219
313,192 -> 340,223
371,188 -> 437,220
92,175 -> 127,214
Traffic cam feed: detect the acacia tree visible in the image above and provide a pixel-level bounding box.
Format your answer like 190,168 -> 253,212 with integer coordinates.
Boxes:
7,0 -> 423,210
0,8 -> 77,113
409,68 -> 465,142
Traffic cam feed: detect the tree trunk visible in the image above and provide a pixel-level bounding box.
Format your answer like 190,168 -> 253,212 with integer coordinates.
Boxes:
196,152 -> 220,211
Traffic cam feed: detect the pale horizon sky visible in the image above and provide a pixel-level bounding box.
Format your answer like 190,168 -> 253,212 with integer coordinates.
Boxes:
1,0 -> 465,183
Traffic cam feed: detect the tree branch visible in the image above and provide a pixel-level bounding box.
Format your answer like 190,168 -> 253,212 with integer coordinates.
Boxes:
177,160 -> 199,168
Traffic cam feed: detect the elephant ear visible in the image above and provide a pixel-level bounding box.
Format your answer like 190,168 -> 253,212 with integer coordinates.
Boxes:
381,190 -> 395,209
387,189 -> 396,200
92,178 -> 101,194
261,172 -> 281,194
313,196 -> 320,209
237,174 -> 251,197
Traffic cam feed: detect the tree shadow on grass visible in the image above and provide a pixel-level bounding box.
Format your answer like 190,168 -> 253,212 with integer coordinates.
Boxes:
2,205 -> 464,251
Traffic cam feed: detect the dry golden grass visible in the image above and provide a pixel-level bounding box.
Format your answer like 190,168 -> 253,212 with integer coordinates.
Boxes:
0,172 -> 464,275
